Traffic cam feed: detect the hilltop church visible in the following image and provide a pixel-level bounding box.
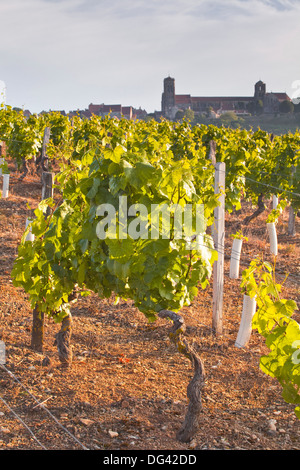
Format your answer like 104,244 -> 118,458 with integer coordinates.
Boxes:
161,76 -> 291,119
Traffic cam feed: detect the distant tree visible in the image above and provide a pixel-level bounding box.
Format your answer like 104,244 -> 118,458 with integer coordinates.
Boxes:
246,101 -> 255,115
175,110 -> 184,121
144,113 -> 155,122
183,108 -> 195,121
279,100 -> 294,114
255,100 -> 264,115
207,106 -> 213,117
246,100 -> 263,115
236,116 -> 245,128
194,113 -> 209,125
294,101 -> 300,113
220,111 -> 238,126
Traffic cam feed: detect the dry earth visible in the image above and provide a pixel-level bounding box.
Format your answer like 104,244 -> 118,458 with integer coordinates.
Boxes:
0,164 -> 299,452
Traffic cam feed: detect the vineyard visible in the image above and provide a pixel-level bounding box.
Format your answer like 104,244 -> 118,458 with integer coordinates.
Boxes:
0,107 -> 299,450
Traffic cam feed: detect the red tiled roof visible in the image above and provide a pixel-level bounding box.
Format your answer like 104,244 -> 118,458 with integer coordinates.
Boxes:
175,95 -> 192,104
89,104 -> 103,114
81,110 -> 92,118
190,96 -> 253,102
133,108 -> 147,118
272,92 -> 290,101
121,106 -> 132,115
88,103 -> 122,114
102,104 -> 122,112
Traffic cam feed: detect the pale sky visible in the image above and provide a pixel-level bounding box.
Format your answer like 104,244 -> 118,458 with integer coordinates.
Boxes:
0,0 -> 300,114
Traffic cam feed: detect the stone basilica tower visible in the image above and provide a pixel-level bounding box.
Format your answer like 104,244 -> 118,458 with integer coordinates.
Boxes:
254,80 -> 266,101
161,76 -> 175,118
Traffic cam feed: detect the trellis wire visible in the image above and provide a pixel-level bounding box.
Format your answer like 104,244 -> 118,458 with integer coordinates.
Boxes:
0,363 -> 89,450
0,394 -> 47,450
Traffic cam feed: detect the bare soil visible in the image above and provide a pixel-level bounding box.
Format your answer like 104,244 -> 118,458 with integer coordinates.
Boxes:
0,166 -> 299,451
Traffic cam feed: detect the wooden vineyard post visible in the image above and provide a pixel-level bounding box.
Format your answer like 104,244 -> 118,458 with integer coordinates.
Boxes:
0,142 -> 4,177
209,140 -> 216,165
272,195 -> 278,210
205,140 -> 217,240
41,127 -> 50,172
212,162 -> 225,335
288,206 -> 296,237
42,171 -> 54,199
288,166 -> 296,237
41,171 -> 54,217
31,171 -> 54,352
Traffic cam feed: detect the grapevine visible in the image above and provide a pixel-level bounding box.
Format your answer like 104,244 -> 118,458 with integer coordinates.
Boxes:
241,259 -> 300,418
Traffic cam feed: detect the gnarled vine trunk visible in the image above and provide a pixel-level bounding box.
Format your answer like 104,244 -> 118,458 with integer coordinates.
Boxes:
19,157 -> 29,180
55,313 -> 73,368
158,309 -> 205,443
243,193 -> 265,225
31,306 -> 44,352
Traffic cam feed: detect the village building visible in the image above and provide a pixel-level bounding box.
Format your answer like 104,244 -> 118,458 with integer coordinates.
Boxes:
71,103 -> 147,120
161,77 -> 291,119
